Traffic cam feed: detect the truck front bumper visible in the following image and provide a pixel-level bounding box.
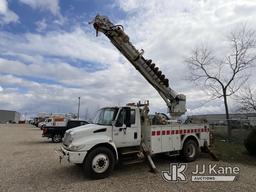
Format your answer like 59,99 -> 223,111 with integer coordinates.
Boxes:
56,146 -> 87,164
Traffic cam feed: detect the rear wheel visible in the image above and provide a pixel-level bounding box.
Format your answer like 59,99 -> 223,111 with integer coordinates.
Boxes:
182,140 -> 199,162
52,134 -> 62,143
84,147 -> 115,180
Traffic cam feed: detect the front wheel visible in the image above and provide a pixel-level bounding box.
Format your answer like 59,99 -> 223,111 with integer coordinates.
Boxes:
52,134 -> 62,143
182,140 -> 199,162
84,147 -> 115,180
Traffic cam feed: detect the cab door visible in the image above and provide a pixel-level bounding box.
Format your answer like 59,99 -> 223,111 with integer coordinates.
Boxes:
113,107 -> 140,148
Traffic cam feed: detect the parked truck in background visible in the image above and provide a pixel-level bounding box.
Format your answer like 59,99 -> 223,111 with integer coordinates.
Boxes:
57,15 -> 210,179
40,116 -> 67,129
43,120 -> 89,143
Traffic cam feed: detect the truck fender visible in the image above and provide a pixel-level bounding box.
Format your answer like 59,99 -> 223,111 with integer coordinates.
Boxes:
181,134 -> 200,148
89,142 -> 119,161
81,135 -> 119,161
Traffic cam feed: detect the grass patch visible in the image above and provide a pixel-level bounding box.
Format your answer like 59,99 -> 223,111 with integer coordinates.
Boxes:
212,138 -> 256,166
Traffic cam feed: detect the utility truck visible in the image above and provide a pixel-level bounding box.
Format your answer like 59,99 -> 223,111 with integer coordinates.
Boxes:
57,15 -> 210,179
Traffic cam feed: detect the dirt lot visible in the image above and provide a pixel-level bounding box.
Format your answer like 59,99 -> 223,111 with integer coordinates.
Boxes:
0,124 -> 256,192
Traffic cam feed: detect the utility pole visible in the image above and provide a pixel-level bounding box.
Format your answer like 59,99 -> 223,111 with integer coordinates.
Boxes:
77,97 -> 81,119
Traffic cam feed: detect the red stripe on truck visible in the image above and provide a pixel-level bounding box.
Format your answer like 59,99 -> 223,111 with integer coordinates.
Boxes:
151,128 -> 209,136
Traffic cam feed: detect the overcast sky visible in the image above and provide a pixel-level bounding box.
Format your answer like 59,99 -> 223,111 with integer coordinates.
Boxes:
0,0 -> 255,119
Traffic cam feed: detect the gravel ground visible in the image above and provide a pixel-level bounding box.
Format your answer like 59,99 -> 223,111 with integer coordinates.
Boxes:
0,124 -> 256,192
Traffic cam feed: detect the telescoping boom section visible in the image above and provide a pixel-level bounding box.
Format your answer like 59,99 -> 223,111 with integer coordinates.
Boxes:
92,15 -> 186,117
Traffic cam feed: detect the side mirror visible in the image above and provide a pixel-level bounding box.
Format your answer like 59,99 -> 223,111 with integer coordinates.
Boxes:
124,107 -> 131,127
114,119 -> 123,127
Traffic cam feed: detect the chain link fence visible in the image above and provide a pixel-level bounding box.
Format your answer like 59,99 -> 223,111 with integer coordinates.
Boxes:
209,119 -> 255,143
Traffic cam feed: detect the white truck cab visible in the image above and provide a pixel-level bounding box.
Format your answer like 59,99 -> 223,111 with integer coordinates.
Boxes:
58,104 -> 210,179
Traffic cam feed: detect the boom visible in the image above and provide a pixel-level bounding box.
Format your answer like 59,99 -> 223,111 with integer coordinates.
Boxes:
91,15 -> 186,117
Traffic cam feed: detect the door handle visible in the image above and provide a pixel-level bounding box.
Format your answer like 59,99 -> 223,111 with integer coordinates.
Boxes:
134,132 -> 137,139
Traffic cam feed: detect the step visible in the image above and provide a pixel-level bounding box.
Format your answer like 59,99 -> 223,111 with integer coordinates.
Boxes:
122,159 -> 145,165
120,150 -> 141,155
166,151 -> 180,157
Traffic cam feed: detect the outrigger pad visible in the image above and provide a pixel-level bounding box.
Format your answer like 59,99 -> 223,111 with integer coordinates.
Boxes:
141,142 -> 158,173
204,146 -> 219,161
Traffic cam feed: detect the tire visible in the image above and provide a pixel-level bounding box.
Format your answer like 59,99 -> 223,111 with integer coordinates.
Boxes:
84,147 -> 115,180
52,134 -> 62,143
244,129 -> 256,156
182,139 -> 199,162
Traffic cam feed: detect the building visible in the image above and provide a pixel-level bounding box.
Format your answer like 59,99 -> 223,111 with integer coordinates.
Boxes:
0,110 -> 21,123
188,113 -> 256,126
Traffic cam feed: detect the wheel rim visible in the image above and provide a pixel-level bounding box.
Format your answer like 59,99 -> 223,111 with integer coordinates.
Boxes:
186,144 -> 196,158
92,153 -> 109,174
53,135 -> 61,142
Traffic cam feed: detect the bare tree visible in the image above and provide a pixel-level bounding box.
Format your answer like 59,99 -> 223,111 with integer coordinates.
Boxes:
186,25 -> 256,140
237,87 -> 256,112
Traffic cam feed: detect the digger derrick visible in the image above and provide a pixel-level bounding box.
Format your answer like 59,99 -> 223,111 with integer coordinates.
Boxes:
92,15 -> 186,117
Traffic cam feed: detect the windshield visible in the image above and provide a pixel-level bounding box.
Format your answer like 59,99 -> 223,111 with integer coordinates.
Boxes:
93,108 -> 119,126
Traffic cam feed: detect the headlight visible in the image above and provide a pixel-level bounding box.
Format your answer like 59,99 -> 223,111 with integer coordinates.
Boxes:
69,144 -> 86,151
63,132 -> 73,146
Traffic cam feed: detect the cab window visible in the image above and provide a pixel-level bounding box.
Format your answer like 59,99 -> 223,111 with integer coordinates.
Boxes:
69,121 -> 81,128
130,109 -> 135,125
116,108 -> 136,127
116,109 -> 125,127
